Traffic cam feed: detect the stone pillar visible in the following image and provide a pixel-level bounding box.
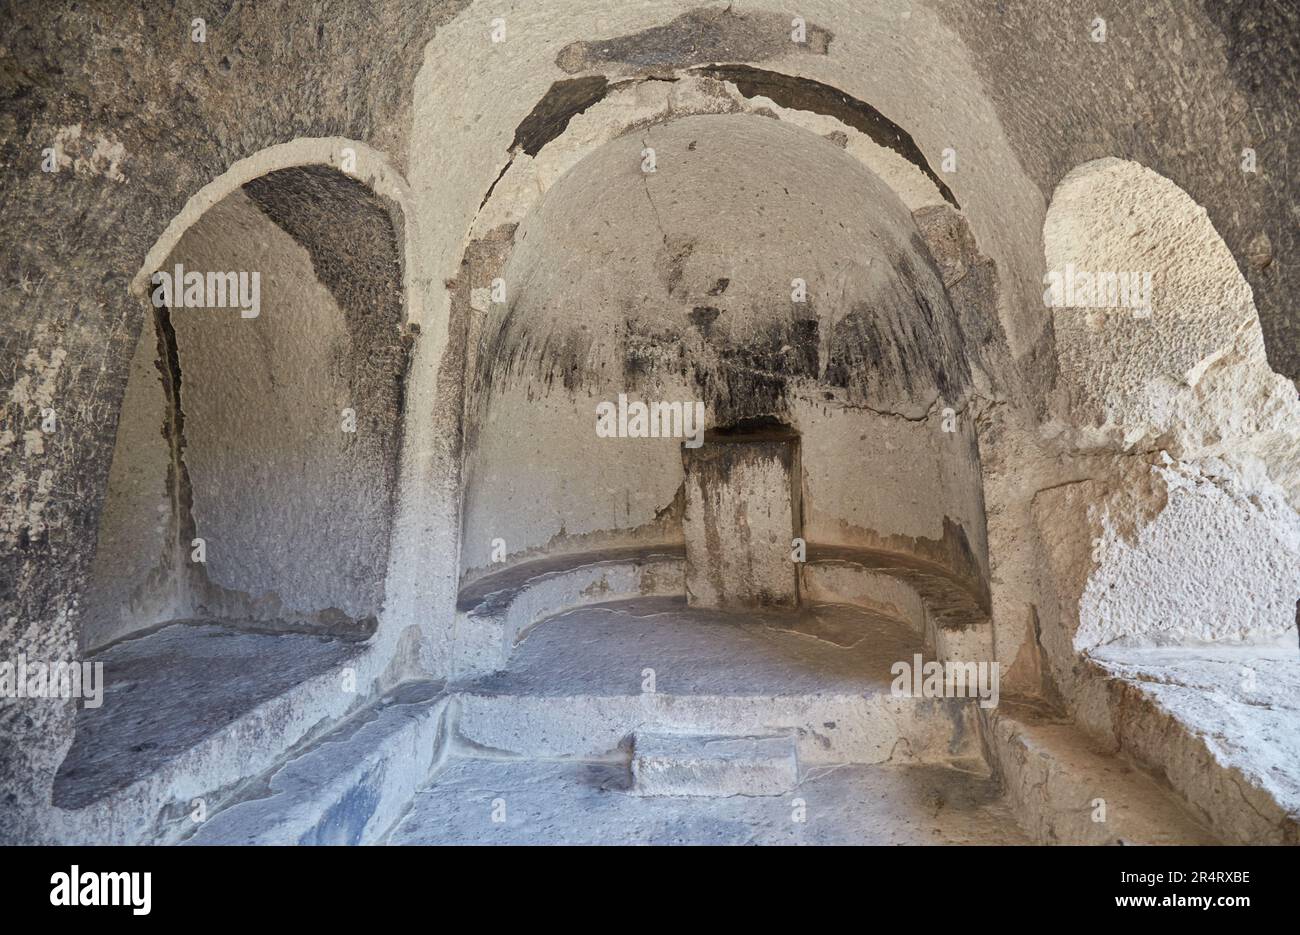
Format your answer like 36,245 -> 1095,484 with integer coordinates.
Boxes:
682,425 -> 800,609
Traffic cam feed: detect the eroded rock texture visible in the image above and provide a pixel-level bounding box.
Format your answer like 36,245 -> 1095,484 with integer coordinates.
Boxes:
1,1 -> 1296,847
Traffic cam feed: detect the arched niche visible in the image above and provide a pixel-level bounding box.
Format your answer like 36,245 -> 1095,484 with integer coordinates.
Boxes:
1043,156 -> 1295,461
458,113 -> 990,609
84,152 -> 413,650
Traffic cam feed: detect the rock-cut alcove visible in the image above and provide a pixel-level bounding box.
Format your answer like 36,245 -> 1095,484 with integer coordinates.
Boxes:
84,166 -> 409,650
457,113 -> 990,638
54,165 -> 410,812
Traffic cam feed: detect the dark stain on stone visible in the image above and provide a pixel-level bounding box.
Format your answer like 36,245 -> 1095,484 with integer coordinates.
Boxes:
619,315 -> 684,385
809,516 -> 990,618
658,236 -> 696,296
911,204 -> 1008,394
695,65 -> 960,208
451,226 -> 516,458
476,249 -> 968,430
689,305 -> 721,335
705,414 -> 797,440
681,424 -> 801,608
239,165 -> 410,621
512,76 -> 610,156
242,165 -> 409,500
718,317 -> 819,383
556,8 -> 832,76
822,249 -> 972,406
149,302 -> 204,625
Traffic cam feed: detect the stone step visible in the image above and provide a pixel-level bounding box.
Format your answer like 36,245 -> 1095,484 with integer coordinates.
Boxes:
185,681 -> 449,846
983,701 -> 1219,845
387,756 -> 1032,845
457,690 -> 979,767
453,597 -> 986,769
1085,644 -> 1300,845
631,732 -> 798,797
46,621 -> 390,845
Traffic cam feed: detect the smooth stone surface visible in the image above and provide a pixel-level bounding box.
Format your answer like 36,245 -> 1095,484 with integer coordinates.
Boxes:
631,732 -> 798,797
188,681 -> 448,846
53,621 -> 361,809
461,596 -> 917,696
1090,641 -> 1300,844
388,755 -> 1030,845
453,597 -> 983,767
985,700 -> 1218,845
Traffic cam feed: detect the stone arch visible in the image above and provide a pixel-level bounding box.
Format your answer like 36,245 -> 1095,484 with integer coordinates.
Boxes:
456,112 -> 991,627
1031,156 -> 1300,665
1042,156 -> 1296,462
402,5 -> 1040,675
83,143 -> 416,651
410,0 -> 1045,368
130,138 -> 419,307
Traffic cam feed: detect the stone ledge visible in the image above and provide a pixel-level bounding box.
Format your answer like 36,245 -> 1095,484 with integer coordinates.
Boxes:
631,732 -> 799,797
187,681 -> 449,846
450,550 -> 686,680
983,700 -> 1218,845
1086,643 -> 1300,845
